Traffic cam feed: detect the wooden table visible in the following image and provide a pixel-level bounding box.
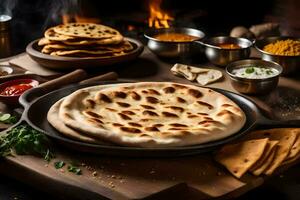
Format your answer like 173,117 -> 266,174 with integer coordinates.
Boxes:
0,48 -> 299,200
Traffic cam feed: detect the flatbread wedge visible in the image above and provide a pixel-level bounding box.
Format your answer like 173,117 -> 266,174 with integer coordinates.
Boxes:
244,128 -> 298,175
215,138 -> 269,178
249,140 -> 278,176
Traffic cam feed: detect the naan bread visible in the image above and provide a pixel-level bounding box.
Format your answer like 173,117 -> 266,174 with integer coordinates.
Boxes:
53,23 -> 122,39
47,99 -> 111,145
56,82 -> 246,147
45,27 -> 75,41
41,40 -> 133,54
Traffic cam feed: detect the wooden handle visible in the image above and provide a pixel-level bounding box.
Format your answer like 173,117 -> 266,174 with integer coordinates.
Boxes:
38,69 -> 87,93
79,72 -> 118,84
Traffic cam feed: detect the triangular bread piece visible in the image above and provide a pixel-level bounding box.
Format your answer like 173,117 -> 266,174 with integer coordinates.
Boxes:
215,138 -> 269,178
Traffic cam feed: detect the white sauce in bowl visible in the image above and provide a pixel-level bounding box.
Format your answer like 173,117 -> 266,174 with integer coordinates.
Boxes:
232,66 -> 279,79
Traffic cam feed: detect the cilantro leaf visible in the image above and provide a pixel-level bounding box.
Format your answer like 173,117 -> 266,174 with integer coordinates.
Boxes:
54,161 -> 65,169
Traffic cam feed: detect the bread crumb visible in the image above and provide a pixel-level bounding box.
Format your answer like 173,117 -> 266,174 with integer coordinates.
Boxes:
92,171 -> 98,177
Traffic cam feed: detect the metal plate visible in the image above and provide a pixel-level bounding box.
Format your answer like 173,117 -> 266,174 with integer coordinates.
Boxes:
22,81 -> 260,157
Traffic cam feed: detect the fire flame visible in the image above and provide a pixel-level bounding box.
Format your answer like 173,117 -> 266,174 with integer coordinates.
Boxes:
148,0 -> 174,29
62,14 -> 101,24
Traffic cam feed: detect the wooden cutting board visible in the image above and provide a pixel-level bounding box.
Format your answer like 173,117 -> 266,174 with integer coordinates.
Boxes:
0,48 -> 299,199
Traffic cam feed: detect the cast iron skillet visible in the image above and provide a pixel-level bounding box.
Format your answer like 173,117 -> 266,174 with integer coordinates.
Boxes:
19,81 -> 300,157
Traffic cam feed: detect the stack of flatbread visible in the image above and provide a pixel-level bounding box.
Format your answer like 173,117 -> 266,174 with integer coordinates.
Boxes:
47,82 -> 246,148
38,23 -> 134,57
215,128 -> 300,178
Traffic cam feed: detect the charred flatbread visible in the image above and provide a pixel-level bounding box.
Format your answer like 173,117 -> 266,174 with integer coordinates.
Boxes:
56,82 -> 246,147
53,23 -> 122,39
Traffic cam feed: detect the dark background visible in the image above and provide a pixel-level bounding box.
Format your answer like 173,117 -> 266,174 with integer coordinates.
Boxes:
0,0 -> 300,199
4,0 -> 300,55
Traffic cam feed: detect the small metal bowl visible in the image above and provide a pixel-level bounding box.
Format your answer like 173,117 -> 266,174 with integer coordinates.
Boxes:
254,36 -> 300,75
226,59 -> 283,95
200,36 -> 252,66
144,27 -> 205,58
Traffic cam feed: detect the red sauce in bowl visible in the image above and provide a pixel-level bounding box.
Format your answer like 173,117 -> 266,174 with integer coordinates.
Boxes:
0,83 -> 34,96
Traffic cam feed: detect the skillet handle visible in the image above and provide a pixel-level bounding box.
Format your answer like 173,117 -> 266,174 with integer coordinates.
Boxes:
257,116 -> 300,128
19,69 -> 87,107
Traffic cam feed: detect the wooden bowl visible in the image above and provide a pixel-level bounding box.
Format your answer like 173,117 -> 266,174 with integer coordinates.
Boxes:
26,37 -> 144,70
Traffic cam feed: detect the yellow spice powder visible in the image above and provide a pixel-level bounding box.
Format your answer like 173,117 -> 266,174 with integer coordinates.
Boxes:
263,39 -> 300,56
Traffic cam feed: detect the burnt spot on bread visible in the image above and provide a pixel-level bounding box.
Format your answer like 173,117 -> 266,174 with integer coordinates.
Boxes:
145,127 -> 159,132
173,84 -> 187,89
90,118 -> 104,124
120,127 -> 141,134
146,96 -> 159,104
197,112 -> 208,116
116,102 -> 131,108
203,117 -> 213,120
143,110 -> 159,117
180,130 -> 192,135
113,91 -> 127,99
176,97 -> 186,103
84,111 -> 103,119
118,113 -> 132,120
142,90 -> 149,94
163,86 -> 175,93
188,89 -> 203,98
162,112 -> 178,118
188,114 -> 198,118
222,104 -> 233,108
130,91 -> 141,100
121,110 -> 135,115
198,120 -> 222,126
105,108 -> 117,112
153,124 -> 164,127
85,99 -> 96,108
169,123 -> 188,127
148,89 -> 160,95
217,110 -> 234,116
128,122 -> 142,127
112,123 -> 124,127
165,106 -> 184,113
197,101 -> 213,109
98,93 -> 112,103
140,105 -> 155,110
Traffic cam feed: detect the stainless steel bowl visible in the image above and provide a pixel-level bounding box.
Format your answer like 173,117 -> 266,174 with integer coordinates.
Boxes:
226,59 -> 283,95
254,36 -> 300,75
200,36 -> 252,66
144,27 -> 205,58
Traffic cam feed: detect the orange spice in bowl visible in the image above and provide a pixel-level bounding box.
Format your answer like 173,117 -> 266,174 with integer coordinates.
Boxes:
217,43 -> 242,49
263,39 -> 300,56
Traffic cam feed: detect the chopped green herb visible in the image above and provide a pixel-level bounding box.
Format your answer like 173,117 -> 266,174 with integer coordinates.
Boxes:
68,165 -> 82,175
54,161 -> 65,169
0,124 -> 54,161
0,113 -> 18,124
245,67 -> 255,74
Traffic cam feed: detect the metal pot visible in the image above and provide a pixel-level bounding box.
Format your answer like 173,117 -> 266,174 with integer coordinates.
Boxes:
200,36 -> 252,66
144,27 -> 205,58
